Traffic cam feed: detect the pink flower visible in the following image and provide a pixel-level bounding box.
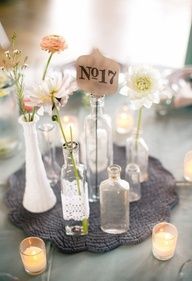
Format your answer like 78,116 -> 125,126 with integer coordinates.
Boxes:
40,35 -> 67,53
23,97 -> 34,112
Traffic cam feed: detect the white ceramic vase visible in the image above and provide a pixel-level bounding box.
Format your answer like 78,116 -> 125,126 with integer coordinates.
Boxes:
19,115 -> 57,213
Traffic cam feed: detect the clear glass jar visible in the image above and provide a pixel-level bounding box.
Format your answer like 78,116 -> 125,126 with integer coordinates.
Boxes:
126,131 -> 149,182
0,73 -> 20,158
38,123 -> 60,185
125,163 -> 141,202
61,141 -> 89,235
84,95 -> 113,202
100,164 -> 129,234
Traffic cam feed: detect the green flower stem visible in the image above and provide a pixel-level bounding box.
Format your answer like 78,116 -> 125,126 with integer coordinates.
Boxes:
42,52 -> 53,81
82,218 -> 89,234
70,151 -> 81,196
54,105 -> 67,143
14,72 -> 27,121
135,107 -> 143,151
30,107 -> 36,122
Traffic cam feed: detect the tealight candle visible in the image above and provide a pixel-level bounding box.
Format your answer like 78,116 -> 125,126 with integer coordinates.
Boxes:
61,115 -> 79,141
20,237 -> 47,275
184,150 -> 192,181
115,105 -> 134,134
152,222 -> 178,261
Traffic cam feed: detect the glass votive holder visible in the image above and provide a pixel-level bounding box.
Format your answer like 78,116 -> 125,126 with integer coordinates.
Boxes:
125,163 -> 141,202
19,237 -> 47,275
115,104 -> 134,134
152,222 -> 178,261
61,115 -> 79,142
184,150 -> 192,182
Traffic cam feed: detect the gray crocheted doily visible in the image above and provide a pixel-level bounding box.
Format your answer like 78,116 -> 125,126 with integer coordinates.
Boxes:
5,145 -> 178,253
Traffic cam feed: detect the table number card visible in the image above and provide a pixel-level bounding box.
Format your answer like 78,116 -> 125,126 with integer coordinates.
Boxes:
76,49 -> 120,97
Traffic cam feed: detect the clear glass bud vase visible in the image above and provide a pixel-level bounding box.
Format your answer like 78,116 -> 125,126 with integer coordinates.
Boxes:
100,164 -> 130,234
84,96 -> 113,202
38,123 -> 60,185
61,142 -> 89,235
126,131 -> 149,182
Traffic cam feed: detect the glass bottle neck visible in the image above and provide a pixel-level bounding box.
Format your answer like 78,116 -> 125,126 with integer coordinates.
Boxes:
90,96 -> 104,115
109,174 -> 120,181
108,164 -> 121,181
63,142 -> 79,166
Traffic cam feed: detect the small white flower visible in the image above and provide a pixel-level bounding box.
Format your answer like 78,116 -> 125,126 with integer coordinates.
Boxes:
120,65 -> 165,110
29,71 -> 78,115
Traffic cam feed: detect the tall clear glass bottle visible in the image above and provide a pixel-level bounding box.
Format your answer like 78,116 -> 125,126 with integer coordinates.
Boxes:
100,164 -> 129,234
126,131 -> 149,182
84,95 -> 113,202
61,141 -> 89,236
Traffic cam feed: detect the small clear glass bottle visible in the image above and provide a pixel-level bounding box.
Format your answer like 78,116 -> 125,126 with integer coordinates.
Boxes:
100,164 -> 129,234
0,73 -> 20,158
125,163 -> 141,202
84,95 -> 113,202
126,131 -> 149,182
38,123 -> 60,185
61,141 -> 89,236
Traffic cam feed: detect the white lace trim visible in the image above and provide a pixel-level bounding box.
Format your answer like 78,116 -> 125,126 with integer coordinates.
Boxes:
61,180 -> 89,221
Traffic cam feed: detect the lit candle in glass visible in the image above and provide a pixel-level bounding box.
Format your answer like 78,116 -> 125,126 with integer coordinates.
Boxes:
61,115 -> 79,141
152,222 -> 178,261
115,105 -> 134,134
20,237 -> 47,275
184,150 -> 192,181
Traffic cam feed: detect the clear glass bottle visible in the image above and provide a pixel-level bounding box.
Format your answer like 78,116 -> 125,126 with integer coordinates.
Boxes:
126,131 -> 149,182
0,73 -> 20,158
84,95 -> 113,202
61,141 -> 89,235
38,123 -> 60,185
100,164 -> 129,234
125,163 -> 141,202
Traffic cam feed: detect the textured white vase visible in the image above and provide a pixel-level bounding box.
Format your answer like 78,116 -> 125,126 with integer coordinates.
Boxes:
19,115 -> 57,213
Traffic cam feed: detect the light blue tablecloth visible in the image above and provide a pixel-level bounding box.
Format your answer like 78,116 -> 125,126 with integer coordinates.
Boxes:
0,94 -> 192,280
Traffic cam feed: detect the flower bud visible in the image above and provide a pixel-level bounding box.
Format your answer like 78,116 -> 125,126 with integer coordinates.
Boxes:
4,51 -> 11,59
13,49 -> 21,55
52,115 -> 58,121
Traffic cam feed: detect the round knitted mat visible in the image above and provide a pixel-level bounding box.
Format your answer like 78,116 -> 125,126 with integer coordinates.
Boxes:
5,145 -> 178,254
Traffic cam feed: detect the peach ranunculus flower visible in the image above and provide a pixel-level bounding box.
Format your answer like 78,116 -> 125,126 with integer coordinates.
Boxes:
40,35 -> 67,53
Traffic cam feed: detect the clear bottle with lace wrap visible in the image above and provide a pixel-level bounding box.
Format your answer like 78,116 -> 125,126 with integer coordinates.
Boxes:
61,141 -> 89,235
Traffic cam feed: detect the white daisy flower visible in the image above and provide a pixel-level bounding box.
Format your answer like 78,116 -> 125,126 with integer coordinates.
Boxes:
29,71 -> 78,115
120,65 -> 164,110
